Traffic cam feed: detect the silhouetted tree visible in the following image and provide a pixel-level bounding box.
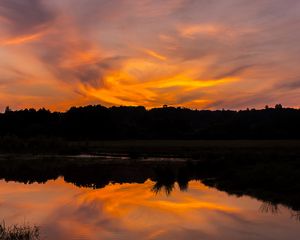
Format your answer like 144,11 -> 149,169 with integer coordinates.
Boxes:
4,106 -> 11,114
0,104 -> 299,140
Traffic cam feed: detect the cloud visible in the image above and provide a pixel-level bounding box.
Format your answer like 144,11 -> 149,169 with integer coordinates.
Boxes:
277,78 -> 300,90
0,0 -> 300,109
0,0 -> 54,35
178,24 -> 226,39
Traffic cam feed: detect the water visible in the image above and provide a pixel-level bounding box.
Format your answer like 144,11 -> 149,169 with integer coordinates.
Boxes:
0,177 -> 299,240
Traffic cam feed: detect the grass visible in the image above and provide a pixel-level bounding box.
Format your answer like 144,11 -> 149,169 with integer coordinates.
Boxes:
1,136 -> 300,157
85,139 -> 300,157
0,222 -> 40,240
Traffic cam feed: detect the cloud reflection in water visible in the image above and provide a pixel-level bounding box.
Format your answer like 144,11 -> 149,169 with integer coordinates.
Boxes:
0,178 -> 299,240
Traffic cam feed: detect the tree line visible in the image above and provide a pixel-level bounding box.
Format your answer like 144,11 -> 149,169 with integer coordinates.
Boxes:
1,104 -> 299,139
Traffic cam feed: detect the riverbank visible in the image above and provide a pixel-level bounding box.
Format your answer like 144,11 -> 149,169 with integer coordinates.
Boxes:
1,138 -> 300,157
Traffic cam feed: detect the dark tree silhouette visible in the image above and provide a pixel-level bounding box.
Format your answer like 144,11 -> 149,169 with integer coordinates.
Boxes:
0,104 -> 299,140
4,106 -> 11,113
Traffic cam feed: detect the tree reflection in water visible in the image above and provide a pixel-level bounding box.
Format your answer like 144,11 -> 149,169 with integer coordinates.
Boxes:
0,156 -> 299,221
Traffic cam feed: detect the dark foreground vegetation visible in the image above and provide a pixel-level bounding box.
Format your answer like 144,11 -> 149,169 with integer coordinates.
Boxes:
0,222 -> 39,240
0,104 -> 299,154
1,104 -> 300,143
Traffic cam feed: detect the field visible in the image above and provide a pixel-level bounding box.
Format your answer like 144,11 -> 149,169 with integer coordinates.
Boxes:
1,137 -> 300,157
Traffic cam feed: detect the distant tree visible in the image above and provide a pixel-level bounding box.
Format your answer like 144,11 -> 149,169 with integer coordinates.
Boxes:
265,105 -> 269,109
4,106 -> 11,114
275,104 -> 283,110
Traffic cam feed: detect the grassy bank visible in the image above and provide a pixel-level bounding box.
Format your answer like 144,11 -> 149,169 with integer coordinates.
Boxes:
1,137 -> 300,157
83,139 -> 300,158
0,222 -> 40,240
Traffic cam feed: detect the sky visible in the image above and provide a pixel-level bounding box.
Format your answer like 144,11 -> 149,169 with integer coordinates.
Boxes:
0,0 -> 300,111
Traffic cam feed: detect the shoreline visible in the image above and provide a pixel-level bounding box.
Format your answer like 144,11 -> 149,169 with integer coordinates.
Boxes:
1,139 -> 300,156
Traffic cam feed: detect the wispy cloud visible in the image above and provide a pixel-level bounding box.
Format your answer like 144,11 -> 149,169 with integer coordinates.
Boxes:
0,0 -> 299,110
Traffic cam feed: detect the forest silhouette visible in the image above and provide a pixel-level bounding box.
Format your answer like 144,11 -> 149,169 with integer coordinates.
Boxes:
1,104 -> 299,140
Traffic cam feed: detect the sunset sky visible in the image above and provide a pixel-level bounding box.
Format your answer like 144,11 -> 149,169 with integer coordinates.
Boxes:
0,0 -> 299,111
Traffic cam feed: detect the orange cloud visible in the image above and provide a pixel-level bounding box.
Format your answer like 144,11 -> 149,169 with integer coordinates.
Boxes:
1,32 -> 44,46
179,24 -> 223,38
77,56 -> 239,108
144,49 -> 167,61
0,0 -> 299,110
59,49 -> 102,68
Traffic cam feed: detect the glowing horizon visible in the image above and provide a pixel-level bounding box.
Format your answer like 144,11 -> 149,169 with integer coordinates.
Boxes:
0,0 -> 300,111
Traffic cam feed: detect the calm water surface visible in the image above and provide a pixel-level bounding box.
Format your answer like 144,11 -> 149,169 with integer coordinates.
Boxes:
0,178 -> 299,240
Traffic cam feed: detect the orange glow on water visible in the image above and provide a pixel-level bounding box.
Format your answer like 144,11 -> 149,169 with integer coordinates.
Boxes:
0,178 -> 299,239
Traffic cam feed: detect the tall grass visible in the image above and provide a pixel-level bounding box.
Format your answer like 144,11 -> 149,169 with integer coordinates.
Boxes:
0,222 -> 40,240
